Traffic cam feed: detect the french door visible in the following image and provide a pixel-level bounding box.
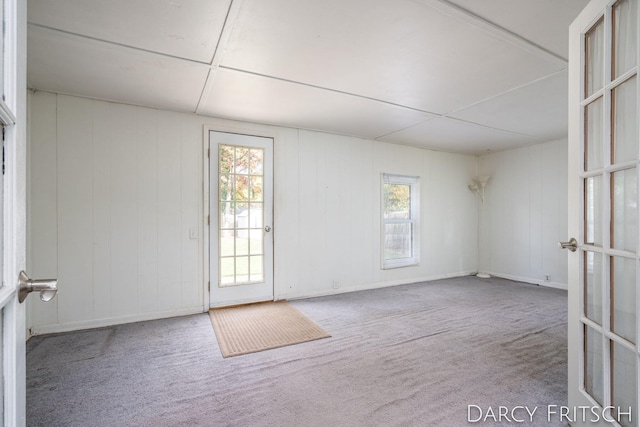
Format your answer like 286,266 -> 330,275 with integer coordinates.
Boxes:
0,0 -> 28,424
209,131 -> 274,308
568,0 -> 639,426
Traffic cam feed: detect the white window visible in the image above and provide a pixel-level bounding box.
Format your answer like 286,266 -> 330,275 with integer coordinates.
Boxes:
382,173 -> 419,269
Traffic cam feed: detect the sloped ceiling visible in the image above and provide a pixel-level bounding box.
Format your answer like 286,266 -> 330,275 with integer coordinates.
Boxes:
27,0 -> 590,154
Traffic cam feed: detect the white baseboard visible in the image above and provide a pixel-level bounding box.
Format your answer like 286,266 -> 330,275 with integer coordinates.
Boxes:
277,270 -> 477,301
29,306 -> 204,337
485,272 -> 568,291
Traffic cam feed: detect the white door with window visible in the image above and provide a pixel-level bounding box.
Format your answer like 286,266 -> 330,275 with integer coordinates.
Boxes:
568,0 -> 638,425
209,131 -> 274,308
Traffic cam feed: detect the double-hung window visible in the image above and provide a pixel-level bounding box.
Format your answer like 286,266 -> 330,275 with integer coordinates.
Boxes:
382,173 -> 419,268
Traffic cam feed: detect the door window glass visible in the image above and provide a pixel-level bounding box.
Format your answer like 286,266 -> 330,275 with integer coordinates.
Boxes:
584,176 -> 602,246
611,256 -> 636,343
586,18 -> 605,97
585,325 -> 605,405
584,251 -> 603,324
611,341 -> 637,427
612,76 -> 638,163
218,145 -> 264,286
585,97 -> 604,171
613,0 -> 638,79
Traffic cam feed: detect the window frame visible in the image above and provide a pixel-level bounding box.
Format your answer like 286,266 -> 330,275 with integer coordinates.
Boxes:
381,173 -> 420,269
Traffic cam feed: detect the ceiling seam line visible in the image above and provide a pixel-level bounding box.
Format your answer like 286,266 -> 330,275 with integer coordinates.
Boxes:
209,0 -> 237,66
374,115 -> 549,142
27,22 -> 212,66
195,69 -> 215,114
219,66 -> 557,142
443,69 -> 569,117
441,117 -> 549,139
413,0 -> 568,64
217,65 -> 440,116
197,0 -> 245,114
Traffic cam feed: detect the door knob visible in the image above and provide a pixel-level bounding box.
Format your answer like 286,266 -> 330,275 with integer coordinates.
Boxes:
558,238 -> 578,252
265,226 -> 272,232
18,271 -> 58,303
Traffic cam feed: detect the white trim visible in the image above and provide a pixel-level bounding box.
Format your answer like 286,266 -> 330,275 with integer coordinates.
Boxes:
282,271 -> 477,301
29,306 -> 204,336
485,272 -> 568,291
0,100 -> 16,126
0,287 -> 15,308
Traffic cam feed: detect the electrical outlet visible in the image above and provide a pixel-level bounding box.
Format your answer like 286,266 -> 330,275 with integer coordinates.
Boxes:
544,274 -> 550,282
332,281 -> 339,289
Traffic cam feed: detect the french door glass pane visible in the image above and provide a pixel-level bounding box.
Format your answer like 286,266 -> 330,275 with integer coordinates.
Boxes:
220,229 -> 234,257
249,149 -> 263,174
585,98 -> 604,170
613,0 -> 638,79
250,176 -> 263,201
249,230 -> 263,255
612,77 -> 638,163
249,256 -> 263,282
234,147 -> 249,173
586,18 -> 605,98
585,325 -> 605,405
235,236 -> 249,256
585,176 -> 602,246
249,203 -> 263,229
611,341 -> 637,427
219,145 -> 265,286
585,251 -> 603,324
236,176 -> 249,200
611,168 -> 638,252
236,256 -> 249,281
220,258 -> 234,285
219,145 -> 233,173
611,256 -> 636,343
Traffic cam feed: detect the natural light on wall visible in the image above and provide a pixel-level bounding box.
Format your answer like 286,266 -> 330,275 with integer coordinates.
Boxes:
382,173 -> 419,269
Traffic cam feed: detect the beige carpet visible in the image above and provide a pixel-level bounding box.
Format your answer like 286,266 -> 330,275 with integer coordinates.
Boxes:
209,301 -> 331,357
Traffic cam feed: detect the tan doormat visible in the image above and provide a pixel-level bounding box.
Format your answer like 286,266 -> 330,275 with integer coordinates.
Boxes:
209,301 -> 331,358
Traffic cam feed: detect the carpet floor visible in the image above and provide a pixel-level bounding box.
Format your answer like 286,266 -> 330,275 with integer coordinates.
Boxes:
26,277 -> 568,427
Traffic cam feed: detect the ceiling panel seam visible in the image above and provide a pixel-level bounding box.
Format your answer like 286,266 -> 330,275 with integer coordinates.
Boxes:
375,115 -> 549,142
446,69 -> 568,117
216,65 -> 441,116
413,0 -> 568,64
27,22 -> 212,66
208,0 -> 243,67
196,0 -> 244,114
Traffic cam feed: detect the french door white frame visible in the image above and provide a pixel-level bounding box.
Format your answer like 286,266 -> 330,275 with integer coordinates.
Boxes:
202,126 -> 275,310
569,1 -> 640,425
0,0 -> 27,424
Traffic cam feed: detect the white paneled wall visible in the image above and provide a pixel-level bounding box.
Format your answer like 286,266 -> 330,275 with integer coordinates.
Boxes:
478,139 -> 568,289
27,91 -> 479,334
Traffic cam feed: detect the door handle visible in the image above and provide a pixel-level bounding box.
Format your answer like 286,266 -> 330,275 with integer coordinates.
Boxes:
18,271 -> 58,303
558,238 -> 578,252
265,226 -> 272,232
